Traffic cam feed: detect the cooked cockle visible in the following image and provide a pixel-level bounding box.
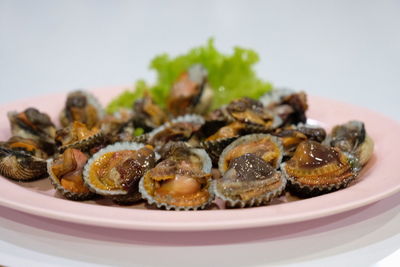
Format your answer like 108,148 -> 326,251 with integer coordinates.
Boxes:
205,121 -> 246,142
201,107 -> 231,137
7,107 -> 56,155
273,128 -> 308,156
0,146 -> 47,181
325,120 -> 373,166
225,97 -> 281,131
260,88 -> 308,126
100,108 -> 135,143
4,136 -> 49,159
296,123 -> 326,143
213,153 -> 286,208
219,134 -> 284,174
55,121 -> 105,153
156,141 -> 191,160
139,147 -> 213,210
83,142 -> 156,204
59,90 -> 104,129
201,121 -> 246,165
147,114 -> 205,149
133,91 -> 167,131
47,148 -> 95,200
281,140 -> 359,198
167,64 -> 213,116
272,123 -> 326,156
149,122 -> 201,148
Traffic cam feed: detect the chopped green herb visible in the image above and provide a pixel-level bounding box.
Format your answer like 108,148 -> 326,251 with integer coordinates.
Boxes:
134,127 -> 144,136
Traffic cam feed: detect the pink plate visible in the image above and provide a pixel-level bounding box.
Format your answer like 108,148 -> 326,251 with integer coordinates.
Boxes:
0,87 -> 399,231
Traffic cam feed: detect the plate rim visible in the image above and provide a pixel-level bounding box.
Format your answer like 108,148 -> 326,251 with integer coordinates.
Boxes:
0,88 -> 399,231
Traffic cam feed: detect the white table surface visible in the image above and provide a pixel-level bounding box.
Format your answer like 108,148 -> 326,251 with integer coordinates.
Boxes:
1,0 -> 399,266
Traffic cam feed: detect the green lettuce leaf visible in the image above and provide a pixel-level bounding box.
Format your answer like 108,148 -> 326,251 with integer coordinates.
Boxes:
106,80 -> 148,114
106,38 -> 272,112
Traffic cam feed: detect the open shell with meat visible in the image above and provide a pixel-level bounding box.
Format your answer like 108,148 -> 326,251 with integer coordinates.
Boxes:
47,148 -> 95,200
167,64 -> 213,117
213,153 -> 286,208
7,107 -> 57,155
325,120 -> 374,166
219,133 -> 284,174
59,90 -> 105,129
146,114 -> 205,149
139,147 -> 213,210
83,142 -> 156,204
281,140 -> 359,197
0,84 -> 375,211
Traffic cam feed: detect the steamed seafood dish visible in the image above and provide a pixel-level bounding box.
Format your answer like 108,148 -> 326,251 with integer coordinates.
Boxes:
0,64 -> 374,211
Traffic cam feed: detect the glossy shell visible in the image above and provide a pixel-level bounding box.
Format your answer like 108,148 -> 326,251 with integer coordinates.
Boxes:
0,147 -> 47,181
201,121 -> 245,165
83,142 -> 156,203
296,123 -> 327,143
218,134 -> 284,174
7,108 -> 57,155
59,90 -> 105,128
281,140 -> 358,197
56,122 -> 105,153
213,154 -> 286,208
5,136 -> 49,159
59,131 -> 105,153
326,120 -> 373,166
225,97 -> 282,131
273,129 -> 308,156
260,89 -> 308,126
139,148 -> 213,210
147,114 -> 205,148
201,136 -> 238,166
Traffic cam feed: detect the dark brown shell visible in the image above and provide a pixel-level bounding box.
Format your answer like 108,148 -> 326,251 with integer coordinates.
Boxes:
147,114 -> 204,149
225,97 -> 281,131
201,136 -> 238,166
296,123 -> 327,143
218,134 -> 284,174
281,140 -> 358,198
213,154 -> 286,208
59,90 -> 104,129
260,89 -> 308,126
56,122 -> 106,153
325,120 -> 373,166
133,91 -> 167,131
7,108 -> 57,155
273,129 -> 308,156
0,147 -> 47,181
59,132 -> 105,153
5,136 -> 49,159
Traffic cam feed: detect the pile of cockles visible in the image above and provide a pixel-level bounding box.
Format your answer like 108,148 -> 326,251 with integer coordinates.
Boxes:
0,65 -> 374,210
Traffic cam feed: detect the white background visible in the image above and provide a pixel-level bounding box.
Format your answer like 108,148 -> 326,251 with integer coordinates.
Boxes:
1,0 -> 400,266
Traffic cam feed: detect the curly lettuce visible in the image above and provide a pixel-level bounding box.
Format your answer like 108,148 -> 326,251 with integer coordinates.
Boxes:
106,80 -> 148,114
106,38 -> 272,113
